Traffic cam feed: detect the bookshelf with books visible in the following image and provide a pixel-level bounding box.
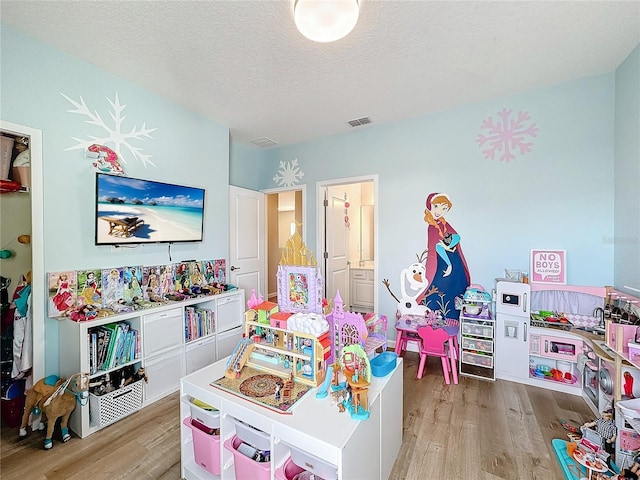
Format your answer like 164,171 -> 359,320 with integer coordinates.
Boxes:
88,321 -> 141,376
58,289 -> 245,438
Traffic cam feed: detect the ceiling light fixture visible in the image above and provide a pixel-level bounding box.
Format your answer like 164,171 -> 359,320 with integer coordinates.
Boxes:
294,0 -> 359,43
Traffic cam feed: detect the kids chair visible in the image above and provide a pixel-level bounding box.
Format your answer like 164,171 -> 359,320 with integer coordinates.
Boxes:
416,325 -> 458,384
395,330 -> 423,356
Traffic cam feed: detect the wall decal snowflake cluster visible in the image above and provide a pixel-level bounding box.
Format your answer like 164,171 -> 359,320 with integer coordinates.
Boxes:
273,159 -> 304,187
61,92 -> 158,168
476,108 -> 538,162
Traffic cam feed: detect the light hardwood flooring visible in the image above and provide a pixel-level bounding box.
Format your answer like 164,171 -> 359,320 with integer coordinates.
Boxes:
1,353 -> 593,479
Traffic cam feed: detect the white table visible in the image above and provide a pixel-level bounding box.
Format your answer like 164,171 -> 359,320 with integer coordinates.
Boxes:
180,356 -> 403,479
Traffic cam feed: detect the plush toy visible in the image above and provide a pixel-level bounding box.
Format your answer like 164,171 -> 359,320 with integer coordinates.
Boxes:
19,373 -> 89,449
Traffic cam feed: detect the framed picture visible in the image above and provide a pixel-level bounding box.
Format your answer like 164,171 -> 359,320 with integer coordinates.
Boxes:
530,249 -> 566,285
276,265 -> 323,313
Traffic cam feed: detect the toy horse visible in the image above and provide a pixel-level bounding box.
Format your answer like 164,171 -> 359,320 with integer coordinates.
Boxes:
19,372 -> 89,449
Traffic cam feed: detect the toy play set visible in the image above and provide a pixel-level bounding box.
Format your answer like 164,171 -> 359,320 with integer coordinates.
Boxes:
211,231 -> 391,423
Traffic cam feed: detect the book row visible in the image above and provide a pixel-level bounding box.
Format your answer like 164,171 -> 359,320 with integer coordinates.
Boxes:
89,321 -> 141,375
185,307 -> 215,342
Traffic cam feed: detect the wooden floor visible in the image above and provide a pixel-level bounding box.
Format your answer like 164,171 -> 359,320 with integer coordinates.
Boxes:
1,353 -> 593,479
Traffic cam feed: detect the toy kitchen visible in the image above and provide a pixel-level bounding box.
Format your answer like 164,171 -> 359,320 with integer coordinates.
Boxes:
494,281 -> 638,406
493,279 -> 640,469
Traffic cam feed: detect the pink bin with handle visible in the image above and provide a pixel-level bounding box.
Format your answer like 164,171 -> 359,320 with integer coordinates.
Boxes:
224,435 -> 271,480
275,458 -> 306,480
183,417 -> 221,476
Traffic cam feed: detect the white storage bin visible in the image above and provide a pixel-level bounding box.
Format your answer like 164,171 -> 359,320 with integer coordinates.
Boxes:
189,397 -> 220,429
89,379 -> 143,428
234,418 -> 270,451
185,335 -> 216,375
287,443 -> 338,480
217,293 -> 243,332
143,308 -> 183,356
144,346 -> 184,403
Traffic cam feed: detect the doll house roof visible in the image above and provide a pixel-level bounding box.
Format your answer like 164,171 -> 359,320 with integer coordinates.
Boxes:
255,301 -> 278,312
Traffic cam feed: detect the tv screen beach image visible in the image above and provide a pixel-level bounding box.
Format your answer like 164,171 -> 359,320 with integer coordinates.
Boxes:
95,174 -> 205,245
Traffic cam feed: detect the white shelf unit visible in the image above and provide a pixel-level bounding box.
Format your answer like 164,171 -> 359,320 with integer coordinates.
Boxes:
459,302 -> 495,381
180,356 -> 403,480
59,289 -> 244,438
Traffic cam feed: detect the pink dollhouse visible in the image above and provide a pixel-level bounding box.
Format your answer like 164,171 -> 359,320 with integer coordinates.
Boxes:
326,290 -> 388,365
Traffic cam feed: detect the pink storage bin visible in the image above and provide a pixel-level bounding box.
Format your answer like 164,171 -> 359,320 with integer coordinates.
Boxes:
629,342 -> 640,363
183,417 -> 221,476
275,458 -> 305,480
224,435 -> 271,480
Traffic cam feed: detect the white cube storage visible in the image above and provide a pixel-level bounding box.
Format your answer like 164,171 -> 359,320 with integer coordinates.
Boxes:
59,289 -> 245,438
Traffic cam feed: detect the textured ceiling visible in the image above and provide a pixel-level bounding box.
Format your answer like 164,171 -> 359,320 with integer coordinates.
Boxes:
2,1 -> 639,148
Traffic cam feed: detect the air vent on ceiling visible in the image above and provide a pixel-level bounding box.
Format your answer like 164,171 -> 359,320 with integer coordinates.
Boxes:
250,137 -> 278,148
347,116 -> 372,127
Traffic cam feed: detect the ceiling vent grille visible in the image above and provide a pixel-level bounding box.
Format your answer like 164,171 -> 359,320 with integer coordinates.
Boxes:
250,137 -> 278,148
347,116 -> 372,127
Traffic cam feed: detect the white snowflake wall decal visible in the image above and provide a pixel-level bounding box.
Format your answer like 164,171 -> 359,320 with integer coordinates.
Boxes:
476,108 -> 538,162
61,92 -> 158,168
273,159 -> 304,187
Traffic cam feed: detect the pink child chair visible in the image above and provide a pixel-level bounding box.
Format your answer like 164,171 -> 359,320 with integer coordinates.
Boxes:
416,325 -> 458,384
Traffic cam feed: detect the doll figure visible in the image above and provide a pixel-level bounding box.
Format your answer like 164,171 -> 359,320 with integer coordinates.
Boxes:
190,262 -> 205,287
625,371 -> 635,398
103,269 -> 121,305
581,409 -> 616,460
128,268 -> 143,299
80,271 -> 99,306
147,269 -> 159,295
159,266 -> 171,297
274,383 -> 281,402
52,274 -> 74,313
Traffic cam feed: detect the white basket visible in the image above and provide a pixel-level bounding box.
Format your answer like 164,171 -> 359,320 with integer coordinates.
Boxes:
89,379 -> 143,428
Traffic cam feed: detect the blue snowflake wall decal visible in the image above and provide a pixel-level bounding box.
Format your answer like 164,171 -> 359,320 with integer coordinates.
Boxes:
273,159 -> 304,187
476,108 -> 538,162
61,92 -> 157,168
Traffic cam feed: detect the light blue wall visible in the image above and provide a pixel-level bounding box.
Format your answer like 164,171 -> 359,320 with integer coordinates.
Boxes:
257,75 -> 617,324
614,44 -> 640,294
1,27 -> 230,375
229,142 -> 266,191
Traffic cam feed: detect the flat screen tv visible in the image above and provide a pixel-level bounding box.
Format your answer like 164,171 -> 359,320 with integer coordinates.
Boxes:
95,173 -> 205,246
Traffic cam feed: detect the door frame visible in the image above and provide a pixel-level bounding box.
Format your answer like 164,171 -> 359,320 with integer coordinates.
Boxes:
316,175 -> 378,311
261,184 -> 307,246
1,120 -> 45,382
261,184 -> 306,301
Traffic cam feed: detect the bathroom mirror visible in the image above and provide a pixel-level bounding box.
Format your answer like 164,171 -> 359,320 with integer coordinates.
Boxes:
360,204 -> 374,262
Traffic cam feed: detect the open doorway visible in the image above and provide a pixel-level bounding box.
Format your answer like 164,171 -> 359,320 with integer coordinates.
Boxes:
318,176 -> 377,314
264,187 -> 304,302
0,121 -> 44,393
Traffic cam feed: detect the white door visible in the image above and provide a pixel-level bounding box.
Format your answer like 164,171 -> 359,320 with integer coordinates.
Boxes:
324,188 -> 349,306
229,186 -> 266,301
